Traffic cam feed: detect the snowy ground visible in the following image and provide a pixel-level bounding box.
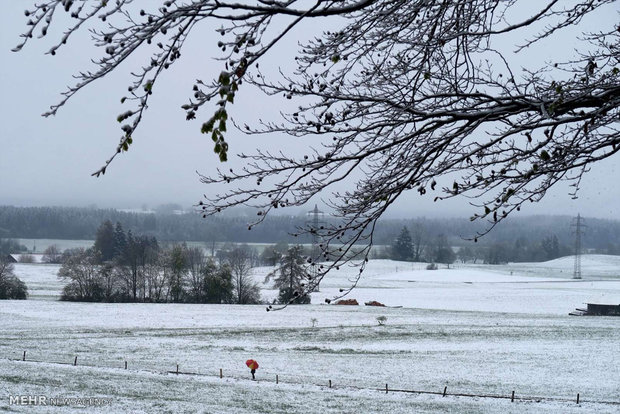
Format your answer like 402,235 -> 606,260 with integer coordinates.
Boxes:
1,256 -> 619,413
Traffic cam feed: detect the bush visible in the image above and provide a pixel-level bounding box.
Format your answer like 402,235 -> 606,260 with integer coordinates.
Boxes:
426,263 -> 438,270
19,254 -> 35,263
0,276 -> 28,299
0,260 -> 28,299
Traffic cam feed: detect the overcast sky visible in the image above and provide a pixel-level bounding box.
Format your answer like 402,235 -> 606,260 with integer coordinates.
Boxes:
0,2 -> 618,220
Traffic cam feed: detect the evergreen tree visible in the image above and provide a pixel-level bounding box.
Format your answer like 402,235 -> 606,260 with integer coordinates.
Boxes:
265,246 -> 310,304
431,234 -> 456,268
113,222 -> 127,259
203,261 -> 234,304
168,244 -> 187,302
541,235 -> 561,261
392,227 -> 413,261
94,220 -> 115,262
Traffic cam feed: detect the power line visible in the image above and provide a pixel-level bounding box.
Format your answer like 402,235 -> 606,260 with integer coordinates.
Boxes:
307,204 -> 325,291
571,214 -> 586,280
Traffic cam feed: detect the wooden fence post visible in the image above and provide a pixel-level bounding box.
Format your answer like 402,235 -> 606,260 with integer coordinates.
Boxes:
511,391 -> 515,402
385,384 -> 388,394
22,351 -> 26,361
176,364 -> 179,375
74,356 -> 78,366
219,368 -> 223,379
276,375 -> 279,384
576,393 -> 580,404
329,380 -> 332,388
443,386 -> 447,397
124,361 -> 127,370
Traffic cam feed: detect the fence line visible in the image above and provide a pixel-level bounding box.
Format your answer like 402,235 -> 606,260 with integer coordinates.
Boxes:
4,352 -> 620,408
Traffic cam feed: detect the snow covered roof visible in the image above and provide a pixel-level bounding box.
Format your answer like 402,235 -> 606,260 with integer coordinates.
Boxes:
7,253 -> 46,264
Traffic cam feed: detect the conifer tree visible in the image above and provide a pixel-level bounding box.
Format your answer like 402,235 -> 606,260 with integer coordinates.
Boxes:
265,246 -> 310,305
392,227 -> 413,261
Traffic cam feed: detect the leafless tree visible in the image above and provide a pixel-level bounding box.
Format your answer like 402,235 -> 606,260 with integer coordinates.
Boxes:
42,244 -> 62,264
227,246 -> 261,304
15,1 -> 620,301
144,258 -> 167,302
0,260 -> 14,282
184,245 -> 208,301
58,248 -> 103,301
411,223 -> 427,263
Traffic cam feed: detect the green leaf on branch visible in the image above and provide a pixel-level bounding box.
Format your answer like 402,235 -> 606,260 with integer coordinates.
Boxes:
201,119 -> 215,134
218,71 -> 230,86
502,188 -> 515,202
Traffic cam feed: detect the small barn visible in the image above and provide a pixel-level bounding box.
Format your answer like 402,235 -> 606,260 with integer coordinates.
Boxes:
570,303 -> 620,316
4,254 -> 18,263
584,303 -> 620,316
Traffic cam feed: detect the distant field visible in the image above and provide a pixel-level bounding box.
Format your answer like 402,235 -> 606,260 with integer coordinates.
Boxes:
1,257 -> 619,413
16,238 -> 95,253
15,238 -> 316,255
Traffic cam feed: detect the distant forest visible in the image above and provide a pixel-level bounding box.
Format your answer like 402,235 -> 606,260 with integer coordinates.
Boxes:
1,205 -> 620,253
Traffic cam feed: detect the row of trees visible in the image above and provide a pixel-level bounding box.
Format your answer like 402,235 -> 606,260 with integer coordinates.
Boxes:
390,227 -> 572,265
61,221 -> 254,303
59,245 -> 239,303
4,207 -> 620,253
0,206 -> 305,244
391,227 -> 456,266
459,235 -> 572,265
60,221 -> 311,304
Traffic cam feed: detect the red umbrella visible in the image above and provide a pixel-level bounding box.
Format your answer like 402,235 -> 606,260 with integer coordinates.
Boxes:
245,359 -> 259,370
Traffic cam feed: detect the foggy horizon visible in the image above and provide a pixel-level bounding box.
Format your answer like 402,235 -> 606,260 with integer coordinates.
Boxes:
1,2 -> 618,222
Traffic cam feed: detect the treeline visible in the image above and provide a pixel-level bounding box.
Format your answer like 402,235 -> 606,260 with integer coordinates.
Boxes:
0,206 -> 304,243
2,205 -> 620,252
461,235 -> 572,264
384,227 -> 579,265
59,221 -> 311,304
377,215 -> 620,253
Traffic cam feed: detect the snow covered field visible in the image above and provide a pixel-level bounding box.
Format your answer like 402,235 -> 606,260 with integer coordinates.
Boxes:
1,256 -> 619,413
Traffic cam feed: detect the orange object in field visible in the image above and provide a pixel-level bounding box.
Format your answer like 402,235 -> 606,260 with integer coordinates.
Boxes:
245,359 -> 259,370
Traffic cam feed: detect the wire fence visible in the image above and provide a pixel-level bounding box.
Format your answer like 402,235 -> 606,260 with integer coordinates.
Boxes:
5,351 -> 620,408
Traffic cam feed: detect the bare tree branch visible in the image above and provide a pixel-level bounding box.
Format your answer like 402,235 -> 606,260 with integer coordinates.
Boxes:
14,0 -> 620,302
